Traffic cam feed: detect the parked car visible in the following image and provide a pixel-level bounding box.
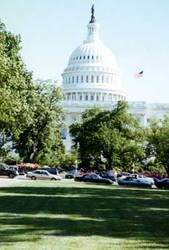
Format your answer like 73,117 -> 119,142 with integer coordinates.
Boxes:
131,174 -> 154,185
0,163 -> 18,178
26,170 -> 62,181
65,170 -> 80,179
38,168 -> 58,175
99,172 -> 116,181
75,174 -> 113,185
65,171 -> 76,179
154,178 -> 169,189
118,176 -> 153,188
17,168 -> 26,175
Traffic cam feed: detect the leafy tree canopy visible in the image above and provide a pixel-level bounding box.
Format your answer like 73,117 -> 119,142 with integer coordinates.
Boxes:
70,101 -> 145,171
147,116 -> 169,177
0,21 -> 34,136
13,82 -> 65,166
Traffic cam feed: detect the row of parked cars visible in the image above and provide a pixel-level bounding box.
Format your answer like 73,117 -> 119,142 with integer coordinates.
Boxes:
1,163 -> 169,189
74,172 -> 169,189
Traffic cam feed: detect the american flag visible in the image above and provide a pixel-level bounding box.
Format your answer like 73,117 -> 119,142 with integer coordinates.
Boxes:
135,70 -> 144,78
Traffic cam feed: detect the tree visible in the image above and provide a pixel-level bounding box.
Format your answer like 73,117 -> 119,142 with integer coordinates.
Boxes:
70,101 -> 144,171
0,21 -> 34,136
147,117 -> 169,177
0,21 -> 35,159
13,82 -> 65,166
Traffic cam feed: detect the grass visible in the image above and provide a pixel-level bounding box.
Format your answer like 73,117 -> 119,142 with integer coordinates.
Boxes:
0,180 -> 169,250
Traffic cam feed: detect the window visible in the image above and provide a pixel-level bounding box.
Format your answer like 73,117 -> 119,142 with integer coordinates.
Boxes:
35,171 -> 40,174
72,94 -> 76,100
68,77 -> 70,83
91,95 -> 94,101
96,76 -> 99,83
86,75 -> 89,83
80,95 -> 82,100
81,76 -> 83,83
76,56 -> 78,60
83,56 -> 85,59
102,76 -> 104,83
85,95 -> 88,101
91,75 -> 94,83
96,56 -> 98,60
96,95 -> 99,101
92,56 -> 94,59
87,56 -> 90,59
72,76 -> 74,83
79,56 -> 81,59
76,76 -> 78,83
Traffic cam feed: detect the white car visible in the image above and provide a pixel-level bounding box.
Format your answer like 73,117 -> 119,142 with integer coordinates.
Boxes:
131,174 -> 154,185
26,170 -> 62,181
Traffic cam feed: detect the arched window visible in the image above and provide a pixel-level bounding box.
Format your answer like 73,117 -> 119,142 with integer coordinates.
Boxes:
76,76 -> 79,83
81,76 -> 83,83
96,76 -> 99,83
72,76 -> 74,83
91,75 -> 94,83
86,75 -> 89,83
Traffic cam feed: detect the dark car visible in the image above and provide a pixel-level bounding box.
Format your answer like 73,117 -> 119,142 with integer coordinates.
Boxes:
65,170 -> 79,179
0,163 -> 18,178
99,172 -> 116,181
75,174 -> 113,185
154,178 -> 169,189
65,172 -> 75,179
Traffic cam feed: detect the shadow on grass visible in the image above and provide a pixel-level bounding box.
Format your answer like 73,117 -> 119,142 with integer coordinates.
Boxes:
0,185 -> 169,248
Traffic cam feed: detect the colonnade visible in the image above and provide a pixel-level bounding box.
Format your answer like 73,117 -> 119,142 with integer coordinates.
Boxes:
64,92 -> 126,102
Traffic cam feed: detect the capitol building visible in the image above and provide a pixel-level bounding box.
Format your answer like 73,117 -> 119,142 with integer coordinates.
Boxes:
61,6 -> 169,151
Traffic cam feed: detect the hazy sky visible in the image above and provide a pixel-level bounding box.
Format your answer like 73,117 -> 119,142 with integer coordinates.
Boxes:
1,0 -> 169,102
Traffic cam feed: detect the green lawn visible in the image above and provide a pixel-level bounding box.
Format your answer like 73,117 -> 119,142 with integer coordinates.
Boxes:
0,180 -> 169,250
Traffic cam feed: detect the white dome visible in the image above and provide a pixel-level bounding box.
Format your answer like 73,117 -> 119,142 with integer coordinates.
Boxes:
68,39 -> 118,71
62,8 -> 127,103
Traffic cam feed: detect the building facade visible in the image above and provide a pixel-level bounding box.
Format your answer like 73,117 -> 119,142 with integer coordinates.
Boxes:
61,6 -> 169,151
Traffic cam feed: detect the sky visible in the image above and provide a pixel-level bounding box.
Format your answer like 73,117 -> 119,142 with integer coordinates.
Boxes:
0,0 -> 169,103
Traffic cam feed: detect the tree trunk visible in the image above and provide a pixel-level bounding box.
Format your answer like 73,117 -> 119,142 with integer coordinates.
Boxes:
29,144 -> 37,163
165,166 -> 169,178
107,157 -> 113,171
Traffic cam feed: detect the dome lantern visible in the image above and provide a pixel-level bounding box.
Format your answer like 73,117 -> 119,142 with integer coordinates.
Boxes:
85,5 -> 99,43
